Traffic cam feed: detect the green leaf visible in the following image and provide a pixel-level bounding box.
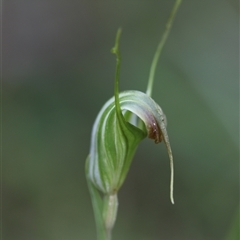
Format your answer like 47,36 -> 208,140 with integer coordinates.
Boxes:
86,156 -> 106,240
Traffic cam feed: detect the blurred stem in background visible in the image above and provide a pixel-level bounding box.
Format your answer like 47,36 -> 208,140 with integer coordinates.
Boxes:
146,0 -> 182,97
85,1 -> 182,240
226,205 -> 240,240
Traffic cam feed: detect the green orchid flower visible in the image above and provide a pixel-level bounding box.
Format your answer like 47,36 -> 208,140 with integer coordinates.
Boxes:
85,1 -> 182,239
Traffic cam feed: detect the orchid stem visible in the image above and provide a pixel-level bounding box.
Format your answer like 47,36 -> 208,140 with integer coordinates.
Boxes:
146,0 -> 182,97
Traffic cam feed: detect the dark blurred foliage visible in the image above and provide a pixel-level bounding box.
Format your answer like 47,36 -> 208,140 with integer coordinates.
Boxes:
2,1 -> 239,240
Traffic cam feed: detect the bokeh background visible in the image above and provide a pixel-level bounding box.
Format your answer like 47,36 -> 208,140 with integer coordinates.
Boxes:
3,0 -> 239,240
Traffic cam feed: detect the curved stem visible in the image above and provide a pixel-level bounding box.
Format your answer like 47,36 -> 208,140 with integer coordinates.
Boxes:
146,0 -> 182,97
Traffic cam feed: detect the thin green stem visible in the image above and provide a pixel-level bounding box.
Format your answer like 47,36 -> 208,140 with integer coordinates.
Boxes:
146,0 -> 182,97
103,194 -> 118,240
111,28 -> 124,123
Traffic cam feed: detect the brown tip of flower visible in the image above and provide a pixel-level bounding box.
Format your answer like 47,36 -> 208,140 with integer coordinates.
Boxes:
148,121 -> 163,144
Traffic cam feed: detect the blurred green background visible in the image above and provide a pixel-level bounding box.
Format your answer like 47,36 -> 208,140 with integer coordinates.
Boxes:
3,1 -> 239,240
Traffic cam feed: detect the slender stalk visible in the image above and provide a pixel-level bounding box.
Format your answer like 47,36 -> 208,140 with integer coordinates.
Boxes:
112,28 -> 126,128
146,0 -> 182,97
103,194 -> 118,240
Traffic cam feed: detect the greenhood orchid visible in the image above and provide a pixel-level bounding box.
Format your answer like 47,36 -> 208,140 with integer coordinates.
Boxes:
85,1 -> 182,239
